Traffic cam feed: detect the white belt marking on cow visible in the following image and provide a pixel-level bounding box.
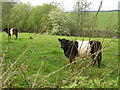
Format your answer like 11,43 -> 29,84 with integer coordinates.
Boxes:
10,28 -> 14,35
77,41 -> 91,57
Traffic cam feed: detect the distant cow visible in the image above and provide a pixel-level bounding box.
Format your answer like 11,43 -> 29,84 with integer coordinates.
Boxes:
58,38 -> 102,68
3,28 -> 18,39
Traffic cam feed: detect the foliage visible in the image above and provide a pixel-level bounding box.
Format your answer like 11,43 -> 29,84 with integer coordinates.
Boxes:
73,0 -> 92,36
2,1 -> 118,36
2,2 -> 58,33
65,12 -> 78,36
9,3 -> 31,32
1,1 -> 119,88
27,4 -> 57,33
2,2 -> 14,28
48,8 -> 70,35
66,11 -> 118,37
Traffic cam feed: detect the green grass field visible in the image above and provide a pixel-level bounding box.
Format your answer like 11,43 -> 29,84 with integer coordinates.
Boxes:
67,11 -> 118,31
1,32 -> 118,88
91,11 -> 118,30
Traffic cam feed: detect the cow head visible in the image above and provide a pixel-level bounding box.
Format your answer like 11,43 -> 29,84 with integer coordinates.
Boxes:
58,38 -> 69,50
3,28 -> 10,33
3,28 -> 6,32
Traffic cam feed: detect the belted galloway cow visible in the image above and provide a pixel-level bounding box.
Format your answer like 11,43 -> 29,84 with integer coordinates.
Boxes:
3,28 -> 18,39
58,38 -> 102,68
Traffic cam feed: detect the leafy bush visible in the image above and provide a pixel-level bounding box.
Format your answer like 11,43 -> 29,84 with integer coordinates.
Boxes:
48,8 -> 70,35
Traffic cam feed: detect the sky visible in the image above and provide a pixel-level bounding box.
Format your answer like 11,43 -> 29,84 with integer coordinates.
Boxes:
20,0 -> 119,11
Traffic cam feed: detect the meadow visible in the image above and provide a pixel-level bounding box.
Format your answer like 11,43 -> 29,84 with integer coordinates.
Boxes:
91,11 -> 118,30
1,32 -> 118,88
2,1 -> 119,88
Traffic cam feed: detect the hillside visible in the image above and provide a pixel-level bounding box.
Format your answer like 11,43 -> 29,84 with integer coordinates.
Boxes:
91,11 -> 118,30
66,11 -> 118,31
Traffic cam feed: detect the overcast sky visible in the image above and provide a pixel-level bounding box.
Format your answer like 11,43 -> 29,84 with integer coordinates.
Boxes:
21,0 -> 119,11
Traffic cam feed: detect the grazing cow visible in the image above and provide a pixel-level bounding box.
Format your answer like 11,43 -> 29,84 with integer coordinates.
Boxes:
3,28 -> 18,39
58,38 -> 102,68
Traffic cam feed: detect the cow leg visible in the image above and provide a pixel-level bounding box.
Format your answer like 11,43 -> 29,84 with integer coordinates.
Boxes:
70,58 -> 76,64
70,58 -> 73,63
92,55 -> 96,66
15,33 -> 18,39
93,55 -> 101,68
90,41 -> 102,68
8,33 -> 11,39
69,54 -> 76,64
9,35 -> 11,39
97,52 -> 102,68
8,36 -> 11,43
93,60 -> 96,66
73,59 -> 76,64
98,59 -> 100,68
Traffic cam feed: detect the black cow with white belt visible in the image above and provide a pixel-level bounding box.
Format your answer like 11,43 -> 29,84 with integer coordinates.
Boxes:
58,38 -> 102,68
3,28 -> 18,39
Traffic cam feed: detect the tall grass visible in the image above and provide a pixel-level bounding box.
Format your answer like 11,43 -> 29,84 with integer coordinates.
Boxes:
1,0 -> 119,88
1,32 -> 118,88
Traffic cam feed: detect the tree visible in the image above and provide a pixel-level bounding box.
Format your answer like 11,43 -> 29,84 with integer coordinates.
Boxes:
66,12 -> 78,36
2,2 -> 14,28
9,3 -> 31,32
73,0 -> 92,36
27,4 -> 57,33
2,0 -> 21,28
48,8 -> 69,35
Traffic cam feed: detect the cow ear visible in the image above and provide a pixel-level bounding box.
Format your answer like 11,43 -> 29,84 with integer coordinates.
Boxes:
66,40 -> 69,42
58,38 -> 61,42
